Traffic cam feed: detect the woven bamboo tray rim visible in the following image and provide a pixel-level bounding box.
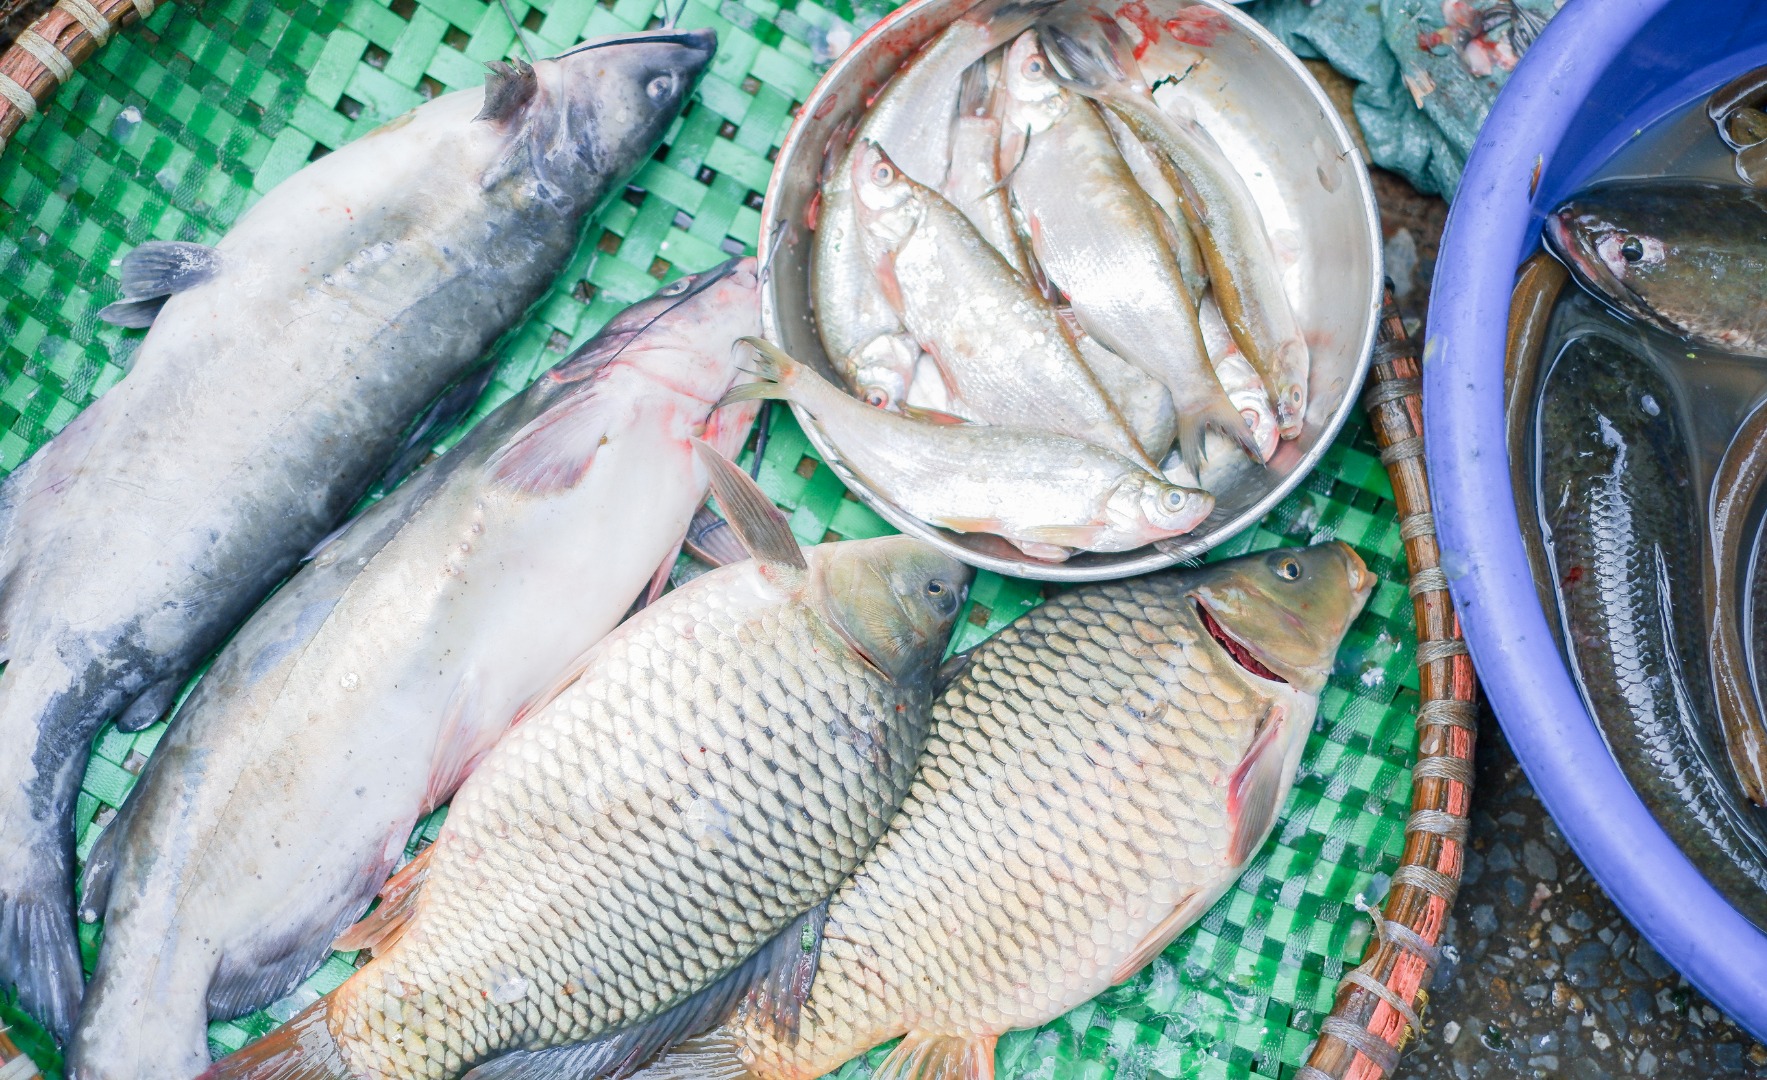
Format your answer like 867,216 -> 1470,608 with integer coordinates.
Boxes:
1297,291 -> 1479,1080
0,3 -> 1473,1077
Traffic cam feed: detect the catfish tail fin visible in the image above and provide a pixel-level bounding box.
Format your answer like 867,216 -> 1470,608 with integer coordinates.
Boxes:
197,999 -> 351,1080
0,870 -> 83,1043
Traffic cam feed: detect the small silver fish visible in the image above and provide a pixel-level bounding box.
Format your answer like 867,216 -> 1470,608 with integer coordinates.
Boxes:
813,0 -> 1052,410
941,56 -> 1034,279
999,31 -> 1261,471
851,141 -> 1156,471
1041,11 -> 1310,438
725,338 -> 1211,560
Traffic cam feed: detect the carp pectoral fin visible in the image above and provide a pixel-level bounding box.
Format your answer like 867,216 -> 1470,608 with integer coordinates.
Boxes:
873,1033 -> 998,1080
332,845 -> 434,955
1106,887 -> 1208,987
464,902 -> 831,1080
1226,705 -> 1289,866
692,439 -> 808,576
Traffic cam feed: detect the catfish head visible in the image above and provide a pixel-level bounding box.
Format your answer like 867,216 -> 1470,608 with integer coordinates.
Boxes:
478,27 -> 717,206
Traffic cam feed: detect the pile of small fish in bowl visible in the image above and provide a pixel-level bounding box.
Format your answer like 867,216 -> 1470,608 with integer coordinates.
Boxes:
758,0 -> 1381,579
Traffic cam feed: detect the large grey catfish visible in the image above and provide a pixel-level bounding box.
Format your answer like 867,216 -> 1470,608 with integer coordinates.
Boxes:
66,259 -> 762,1080
0,27 -> 716,1043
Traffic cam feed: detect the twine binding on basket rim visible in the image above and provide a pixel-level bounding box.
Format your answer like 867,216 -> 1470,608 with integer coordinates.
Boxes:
0,0 -> 155,150
0,1026 -> 43,1080
1297,285 -> 1480,1080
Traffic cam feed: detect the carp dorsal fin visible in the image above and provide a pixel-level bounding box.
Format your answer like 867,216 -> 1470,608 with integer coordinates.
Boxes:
97,240 -> 222,327
692,439 -> 807,577
463,902 -> 831,1079
476,59 -> 537,125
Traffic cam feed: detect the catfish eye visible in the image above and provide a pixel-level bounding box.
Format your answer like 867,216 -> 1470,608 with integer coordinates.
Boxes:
659,278 -> 691,296
647,74 -> 676,102
1620,236 -> 1645,262
1274,556 -> 1302,581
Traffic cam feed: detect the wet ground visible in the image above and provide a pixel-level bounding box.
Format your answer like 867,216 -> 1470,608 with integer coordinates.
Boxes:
1390,706 -> 1767,1079
1360,149 -> 1767,1077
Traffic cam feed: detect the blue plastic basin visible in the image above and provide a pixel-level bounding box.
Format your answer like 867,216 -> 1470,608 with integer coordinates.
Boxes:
1427,0 -> 1767,1039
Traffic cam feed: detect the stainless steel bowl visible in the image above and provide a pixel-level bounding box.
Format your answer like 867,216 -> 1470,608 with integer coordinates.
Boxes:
758,0 -> 1381,581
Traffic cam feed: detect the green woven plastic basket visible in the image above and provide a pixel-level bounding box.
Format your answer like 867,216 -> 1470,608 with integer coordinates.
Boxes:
0,0 -> 1424,1075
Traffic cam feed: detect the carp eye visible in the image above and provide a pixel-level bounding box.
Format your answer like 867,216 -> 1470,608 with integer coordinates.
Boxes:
1025,56 -> 1045,77
1162,489 -> 1191,512
871,162 -> 895,185
862,386 -> 890,408
647,74 -> 676,102
925,578 -> 957,613
1620,236 -> 1645,263
1274,556 -> 1302,581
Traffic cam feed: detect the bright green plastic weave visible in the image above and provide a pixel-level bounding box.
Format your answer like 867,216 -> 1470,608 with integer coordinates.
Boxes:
0,0 -> 1419,1075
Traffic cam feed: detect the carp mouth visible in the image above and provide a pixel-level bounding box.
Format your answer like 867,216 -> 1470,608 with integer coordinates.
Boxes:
1194,599 -> 1286,684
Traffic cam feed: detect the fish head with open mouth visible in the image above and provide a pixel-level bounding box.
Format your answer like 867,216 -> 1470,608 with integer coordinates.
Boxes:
478,27 -> 717,203
811,537 -> 972,689
1188,542 -> 1375,695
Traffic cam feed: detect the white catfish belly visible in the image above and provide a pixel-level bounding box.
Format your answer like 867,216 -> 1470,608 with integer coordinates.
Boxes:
69,397 -> 718,1080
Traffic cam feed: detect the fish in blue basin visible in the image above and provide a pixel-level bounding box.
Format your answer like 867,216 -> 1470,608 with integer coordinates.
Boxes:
0,28 -> 714,1044
1547,179 -> 1767,356
1536,331 -> 1767,929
